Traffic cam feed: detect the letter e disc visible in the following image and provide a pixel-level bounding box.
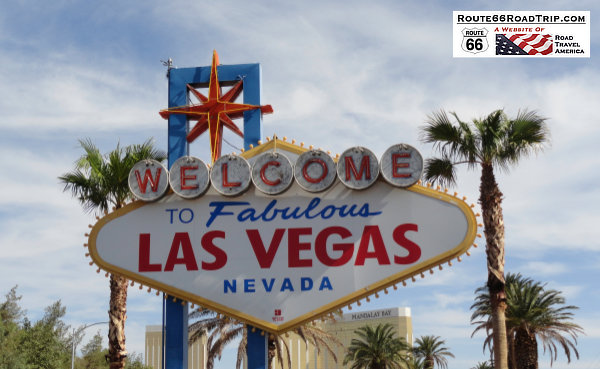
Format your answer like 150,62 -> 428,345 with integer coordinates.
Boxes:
380,144 -> 423,188
169,156 -> 210,199
128,160 -> 169,201
337,146 -> 379,190
294,149 -> 337,192
210,155 -> 251,196
252,152 -> 294,195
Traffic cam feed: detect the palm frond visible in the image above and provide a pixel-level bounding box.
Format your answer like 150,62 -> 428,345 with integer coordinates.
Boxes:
451,111 -> 480,168
236,329 -> 247,369
470,360 -> 493,369
75,138 -> 103,171
126,138 -> 167,163
412,335 -> 454,369
423,157 -> 457,187
60,138 -> 165,215
344,323 -> 408,369
188,309 -> 341,369
272,333 -> 292,369
498,109 -> 549,168
421,108 -> 550,183
421,111 -> 461,146
473,110 -> 506,164
296,324 -> 342,363
470,272 -> 583,366
422,111 -> 478,164
59,170 -> 109,213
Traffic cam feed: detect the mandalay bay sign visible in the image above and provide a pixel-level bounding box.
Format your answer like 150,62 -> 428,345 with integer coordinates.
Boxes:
87,138 -> 478,334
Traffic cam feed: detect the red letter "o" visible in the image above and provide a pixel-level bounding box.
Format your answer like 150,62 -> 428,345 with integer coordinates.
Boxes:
302,158 -> 328,184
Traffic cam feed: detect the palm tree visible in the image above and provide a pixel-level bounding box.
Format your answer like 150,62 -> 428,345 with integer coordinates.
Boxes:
60,138 -> 166,369
471,273 -> 583,369
470,361 -> 493,369
412,335 -> 454,369
471,273 -> 531,369
403,356 -> 425,369
188,308 -> 341,369
343,323 -> 409,369
421,109 -> 549,369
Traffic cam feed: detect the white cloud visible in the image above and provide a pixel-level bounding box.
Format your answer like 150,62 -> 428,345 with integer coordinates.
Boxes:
413,307 -> 474,339
431,292 -> 476,309
518,261 -> 568,277
0,52 -> 164,132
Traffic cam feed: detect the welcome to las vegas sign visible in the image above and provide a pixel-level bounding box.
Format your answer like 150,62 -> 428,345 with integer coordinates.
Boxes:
87,138 -> 478,334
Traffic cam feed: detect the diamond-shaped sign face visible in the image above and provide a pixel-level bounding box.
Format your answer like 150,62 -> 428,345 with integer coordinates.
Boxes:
88,141 -> 477,334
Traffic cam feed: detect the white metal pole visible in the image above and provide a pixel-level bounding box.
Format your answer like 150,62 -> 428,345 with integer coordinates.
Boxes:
70,321 -> 109,369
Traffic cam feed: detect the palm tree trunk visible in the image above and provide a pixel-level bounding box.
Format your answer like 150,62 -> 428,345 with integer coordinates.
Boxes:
514,328 -> 538,369
508,330 -> 516,369
479,164 -> 508,369
425,356 -> 434,369
107,274 -> 128,369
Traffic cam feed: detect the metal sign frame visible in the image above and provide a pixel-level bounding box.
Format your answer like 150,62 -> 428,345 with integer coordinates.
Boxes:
165,62 -> 265,369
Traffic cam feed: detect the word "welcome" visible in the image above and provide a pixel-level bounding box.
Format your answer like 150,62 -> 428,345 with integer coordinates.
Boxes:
128,143 -> 423,201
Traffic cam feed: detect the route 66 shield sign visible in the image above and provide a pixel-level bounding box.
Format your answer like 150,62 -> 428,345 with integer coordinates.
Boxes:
461,28 -> 489,54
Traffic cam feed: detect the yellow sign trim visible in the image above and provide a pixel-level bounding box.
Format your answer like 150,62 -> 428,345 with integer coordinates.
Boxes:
87,139 -> 478,334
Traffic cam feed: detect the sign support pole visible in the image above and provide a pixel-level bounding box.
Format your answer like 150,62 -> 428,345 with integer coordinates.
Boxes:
163,297 -> 188,369
247,329 -> 267,369
163,60 -> 265,369
164,64 -> 189,369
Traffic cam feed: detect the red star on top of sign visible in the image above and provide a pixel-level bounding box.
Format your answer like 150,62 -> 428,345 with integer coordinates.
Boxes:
159,50 -> 273,162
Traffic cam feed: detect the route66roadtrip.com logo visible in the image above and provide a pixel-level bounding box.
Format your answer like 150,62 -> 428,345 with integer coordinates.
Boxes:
453,11 -> 590,58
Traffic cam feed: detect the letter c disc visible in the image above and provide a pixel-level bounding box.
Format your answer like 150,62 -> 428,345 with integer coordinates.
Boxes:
252,152 -> 294,195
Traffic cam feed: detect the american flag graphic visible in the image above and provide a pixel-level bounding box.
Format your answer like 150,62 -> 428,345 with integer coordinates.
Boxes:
496,34 -> 553,55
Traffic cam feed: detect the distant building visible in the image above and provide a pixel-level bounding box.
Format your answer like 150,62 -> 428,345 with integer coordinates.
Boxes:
145,306 -> 412,369
273,307 -> 412,369
145,325 -> 207,369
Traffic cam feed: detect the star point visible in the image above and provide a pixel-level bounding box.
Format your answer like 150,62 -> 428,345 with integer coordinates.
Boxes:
160,51 -> 273,162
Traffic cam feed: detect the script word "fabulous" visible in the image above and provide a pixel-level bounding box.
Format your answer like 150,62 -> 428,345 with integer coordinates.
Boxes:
128,144 -> 423,201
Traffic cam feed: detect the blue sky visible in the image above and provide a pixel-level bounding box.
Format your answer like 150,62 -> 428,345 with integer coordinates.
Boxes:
1,1 -> 598,368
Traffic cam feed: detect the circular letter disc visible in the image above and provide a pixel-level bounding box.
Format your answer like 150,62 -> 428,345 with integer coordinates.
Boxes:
169,156 -> 210,199
294,149 -> 337,192
380,143 -> 423,188
251,152 -> 294,195
210,155 -> 251,197
128,160 -> 170,201
337,146 -> 380,190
